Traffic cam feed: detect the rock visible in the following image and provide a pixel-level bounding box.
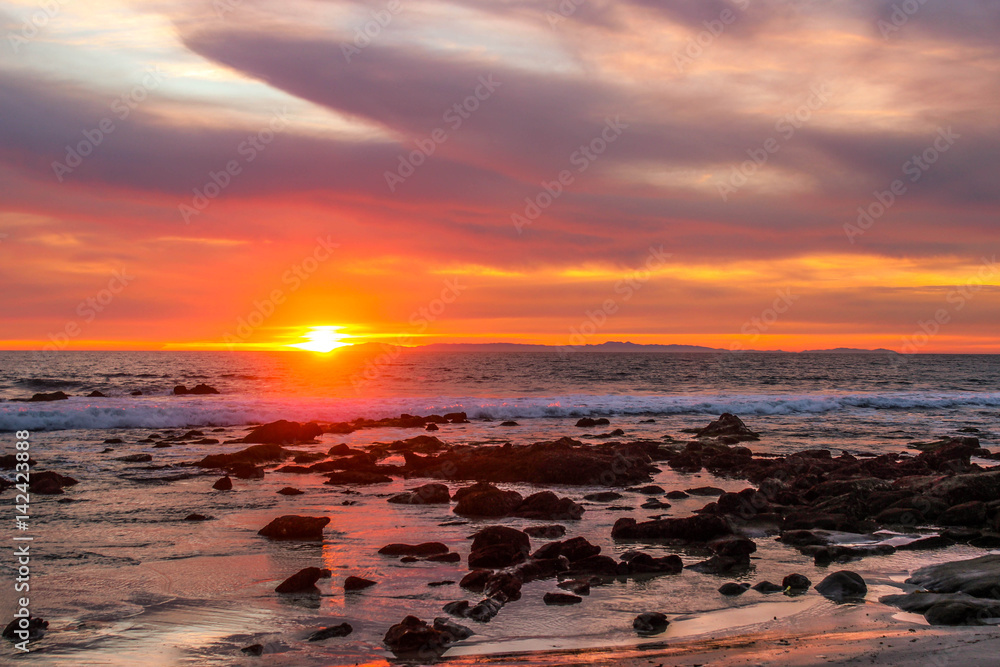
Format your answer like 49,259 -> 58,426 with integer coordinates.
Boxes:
641,499 -> 671,510
782,573 -> 811,591
173,384 -> 220,395
695,413 -> 759,441
686,486 -> 725,496
926,601 -> 1000,625
29,471 -> 78,495
719,582 -> 751,596
131,390 -> 142,396
752,581 -> 784,593
258,515 -> 330,540
184,513 -> 212,521
275,567 -> 326,593
427,552 -> 461,563
425,423 -> 439,431
116,453 -> 152,462
442,600 -> 471,617
483,572 -> 523,601
324,470 -> 393,485
230,462 -> 265,479
500,421 -> 519,426
665,490 -> 690,499
815,571 -> 867,601
630,485 -> 666,495
383,616 -> 447,657
619,551 -> 683,576
531,536 -> 600,562
379,542 -> 450,557
558,579 -> 592,595
388,483 -> 451,504
196,443 -> 291,468
584,491 -> 623,502
460,570 -> 492,591
467,597 -> 505,622
453,482 -> 523,517
344,576 -> 377,591
277,486 -> 304,495
611,515 -> 732,542
308,623 -> 353,641
633,612 -> 669,635
428,580 -> 455,587
563,554 -> 620,577
469,526 -> 531,568
906,554 -> 1000,598
524,524 -> 566,539
241,644 -> 263,656
543,592 -> 582,605
88,390 -> 107,398
103,438 -> 123,444
241,420 -> 322,444
512,491 -> 584,520
2,615 -> 47,640
576,417 -> 610,427
938,501 -> 987,526
433,617 -> 474,642
28,391 -> 69,401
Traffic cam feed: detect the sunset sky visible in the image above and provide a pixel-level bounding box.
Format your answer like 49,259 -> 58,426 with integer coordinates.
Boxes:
1,0 -> 998,352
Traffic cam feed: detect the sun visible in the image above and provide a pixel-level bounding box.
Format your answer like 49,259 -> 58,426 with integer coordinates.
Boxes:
288,326 -> 352,353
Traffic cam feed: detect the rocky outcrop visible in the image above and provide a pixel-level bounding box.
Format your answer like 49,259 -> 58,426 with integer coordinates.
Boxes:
695,413 -> 759,441
815,571 -> 867,601
468,526 -> 531,569
196,443 -> 290,468
383,616 -> 448,657
241,420 -> 322,444
275,567 -> 328,593
388,483 -> 451,504
258,515 -> 330,540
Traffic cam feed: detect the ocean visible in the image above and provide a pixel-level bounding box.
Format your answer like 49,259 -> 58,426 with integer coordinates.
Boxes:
1,351 -> 998,664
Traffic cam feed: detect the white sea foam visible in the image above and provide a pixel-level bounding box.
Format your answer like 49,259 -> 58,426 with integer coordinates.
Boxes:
3,391 -> 1000,432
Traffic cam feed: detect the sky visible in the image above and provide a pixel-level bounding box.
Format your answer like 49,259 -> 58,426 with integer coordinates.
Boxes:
1,0 -> 998,352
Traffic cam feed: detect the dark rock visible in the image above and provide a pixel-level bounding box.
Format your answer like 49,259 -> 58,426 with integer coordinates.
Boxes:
428,580 -> 455,587
460,570 -> 492,591
184,513 -> 212,521
719,582 -> 751,596
116,453 -> 152,462
88,390 -> 107,398
467,597 -> 505,622
28,391 -> 69,402
543,592 -> 582,605
173,383 -> 220,395
576,417 -> 611,427
532,536 -> 601,562
926,601 -> 1000,625
611,515 -> 732,542
686,486 -> 725,496
344,576 -> 377,591
512,491 -> 584,520
275,567 -> 326,593
633,612 -> 669,635
131,390 -> 142,396
695,413 -> 759,441
500,421 -> 519,426
782,573 -> 811,591
324,471 -> 393,484
752,581 -> 784,593
277,486 -> 304,495
524,524 -> 566,539
230,462 -> 265,479
2,615 -> 47,640
483,572 -> 523,601
938,501 -> 987,526
379,542 -> 450,557
906,554 -> 1000,598
427,552 -> 461,563
815,571 -> 867,601
103,437 -> 123,444
196,443 -> 291,468
29,471 -> 78,495
558,578 -> 592,595
619,551 -> 683,576
562,554 -> 620,577
630,485 -> 666,495
433,617 -> 474,642
388,483 -> 451,504
383,616 -> 447,657
665,490 -> 690,499
970,535 -> 1000,549
258,515 -> 329,540
241,644 -> 263,656
453,482 -> 523,517
469,526 -> 530,568
241,420 -> 322,444
442,600 -> 470,617
425,423 -> 439,431
584,491 -> 623,502
308,623 -> 353,641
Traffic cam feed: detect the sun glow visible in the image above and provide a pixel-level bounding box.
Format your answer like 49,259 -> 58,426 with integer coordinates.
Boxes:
289,326 -> 352,353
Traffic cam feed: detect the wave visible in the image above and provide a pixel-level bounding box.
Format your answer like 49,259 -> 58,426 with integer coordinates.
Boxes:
3,391 -> 1000,432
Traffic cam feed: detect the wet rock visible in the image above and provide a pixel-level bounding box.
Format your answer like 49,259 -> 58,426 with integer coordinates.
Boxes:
230,463 -> 265,479
116,453 -> 152,462
425,423 -> 439,431
29,471 -> 78,495
433,617 -> 474,642
806,544 -> 896,566
782,573 -> 811,591
562,554 -> 620,577
103,437 -> 123,444
2,615 -> 47,640
453,482 -> 523,517
241,420 -> 322,444
815,571 -> 867,601
184,513 -> 212,521
618,551 -> 683,576
641,499 -> 671,510
584,491 -> 623,502
258,515 -> 330,540
611,515 -> 732,542
483,572 -> 523,601
459,570 -> 492,592
467,597 -> 505,622
719,582 -> 751,596
500,421 -> 519,426
308,623 -> 353,641
324,471 -> 393,484
277,487 -> 304,495
241,644 -> 263,656
388,435 -> 447,453
383,616 -> 447,657
629,485 -> 666,495
558,578 -> 592,595
938,501 -> 987,527
387,483 -> 451,504
576,417 -> 610,427
512,491 -> 584,520
173,383 -> 220,395
752,581 -> 784,593
665,490 -> 690,499
469,526 -> 530,568
532,536 -> 601,562
88,390 -> 107,398
27,391 -> 69,402
633,612 -> 669,635
429,580 -> 455,587
543,592 -> 582,605
196,443 -> 291,468
686,486 -> 725,496
689,537 -> 756,575
881,592 -> 1000,626
524,524 -> 566,539
695,413 -> 759,441
344,576 -> 377,591
427,552 -> 461,563
906,554 -> 1000,598
275,567 -> 326,593
970,535 -> 1000,549
379,542 -> 450,557
131,390 -> 142,396
442,600 -> 471,617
